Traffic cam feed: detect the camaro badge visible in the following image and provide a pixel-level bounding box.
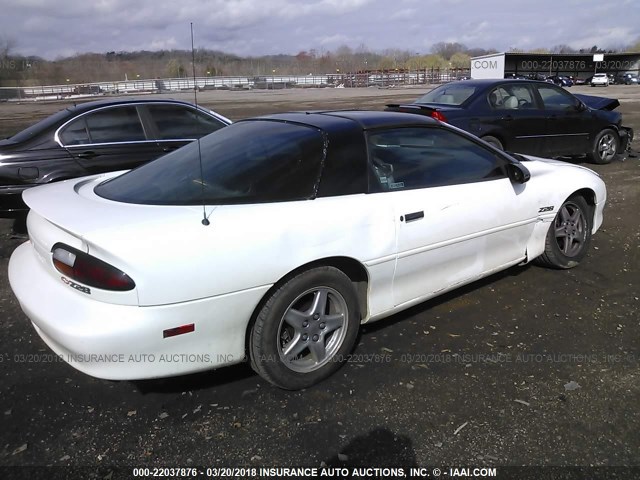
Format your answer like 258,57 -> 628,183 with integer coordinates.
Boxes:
538,206 -> 554,213
61,277 -> 91,294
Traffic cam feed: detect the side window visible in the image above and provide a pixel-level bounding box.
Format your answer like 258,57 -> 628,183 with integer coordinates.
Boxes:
59,106 -> 146,145
147,105 -> 227,140
537,85 -> 579,111
509,86 -> 536,109
488,84 -> 536,110
488,87 -> 509,108
59,118 -> 90,145
367,127 -> 505,191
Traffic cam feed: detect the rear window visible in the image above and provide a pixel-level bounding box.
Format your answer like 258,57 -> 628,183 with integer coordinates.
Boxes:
414,84 -> 477,105
95,120 -> 326,205
8,108 -> 74,143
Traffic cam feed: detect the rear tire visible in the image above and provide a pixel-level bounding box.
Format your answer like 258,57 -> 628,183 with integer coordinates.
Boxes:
535,195 -> 592,269
249,267 -> 360,390
481,135 -> 504,150
588,128 -> 619,164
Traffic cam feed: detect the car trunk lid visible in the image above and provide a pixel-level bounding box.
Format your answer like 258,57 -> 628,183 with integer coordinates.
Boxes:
22,172 -> 207,306
385,103 -> 462,122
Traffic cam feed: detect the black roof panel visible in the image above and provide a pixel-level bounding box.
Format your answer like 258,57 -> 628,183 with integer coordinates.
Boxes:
243,110 -> 439,131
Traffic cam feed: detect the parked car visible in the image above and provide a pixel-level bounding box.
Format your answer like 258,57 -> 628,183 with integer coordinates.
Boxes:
616,73 -> 639,85
0,99 -> 231,220
591,73 -> 609,87
9,110 -> 606,389
527,73 -> 548,81
386,79 -> 633,164
547,75 -> 573,87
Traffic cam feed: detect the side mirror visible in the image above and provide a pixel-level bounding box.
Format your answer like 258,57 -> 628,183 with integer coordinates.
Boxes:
507,163 -> 530,184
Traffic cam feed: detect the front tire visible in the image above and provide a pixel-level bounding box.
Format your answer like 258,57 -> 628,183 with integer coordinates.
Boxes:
588,128 -> 619,164
249,267 -> 360,390
535,196 -> 592,269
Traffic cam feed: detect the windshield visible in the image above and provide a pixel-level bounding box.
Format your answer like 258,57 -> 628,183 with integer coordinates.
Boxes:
95,120 -> 326,205
414,84 -> 478,105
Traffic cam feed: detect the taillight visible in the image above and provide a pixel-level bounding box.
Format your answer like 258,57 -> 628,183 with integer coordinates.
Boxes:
431,110 -> 448,122
52,243 -> 135,291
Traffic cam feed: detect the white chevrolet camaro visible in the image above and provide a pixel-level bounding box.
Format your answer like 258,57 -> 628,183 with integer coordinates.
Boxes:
9,111 -> 606,390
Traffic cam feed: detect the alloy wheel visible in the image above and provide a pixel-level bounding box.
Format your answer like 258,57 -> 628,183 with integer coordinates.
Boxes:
277,286 -> 348,373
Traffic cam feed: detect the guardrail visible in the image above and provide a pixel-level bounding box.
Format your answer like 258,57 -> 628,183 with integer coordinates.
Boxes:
0,69 -> 470,102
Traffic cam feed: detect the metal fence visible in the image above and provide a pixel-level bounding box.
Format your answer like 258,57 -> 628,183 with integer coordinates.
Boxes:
0,69 -> 469,102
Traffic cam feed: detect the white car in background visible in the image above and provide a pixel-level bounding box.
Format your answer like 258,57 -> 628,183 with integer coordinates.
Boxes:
9,111 -> 607,390
591,73 -> 610,87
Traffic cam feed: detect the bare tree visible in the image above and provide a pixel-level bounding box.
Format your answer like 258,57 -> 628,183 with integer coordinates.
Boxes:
551,44 -> 576,54
0,36 -> 17,87
432,42 -> 467,60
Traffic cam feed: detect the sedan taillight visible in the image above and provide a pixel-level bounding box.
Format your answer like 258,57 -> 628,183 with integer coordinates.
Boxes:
52,243 -> 135,291
431,110 -> 448,122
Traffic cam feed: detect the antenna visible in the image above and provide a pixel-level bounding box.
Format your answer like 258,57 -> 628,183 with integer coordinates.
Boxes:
191,22 -> 210,226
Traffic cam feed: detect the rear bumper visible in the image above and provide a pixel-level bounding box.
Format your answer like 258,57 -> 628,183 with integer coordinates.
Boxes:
9,241 -> 270,380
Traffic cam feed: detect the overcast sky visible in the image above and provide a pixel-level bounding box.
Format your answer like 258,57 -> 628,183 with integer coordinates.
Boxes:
2,0 -> 638,59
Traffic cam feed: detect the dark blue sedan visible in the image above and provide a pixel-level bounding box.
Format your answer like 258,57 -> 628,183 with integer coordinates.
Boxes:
387,79 -> 633,164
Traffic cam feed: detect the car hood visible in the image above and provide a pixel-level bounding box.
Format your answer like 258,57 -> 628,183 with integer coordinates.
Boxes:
517,154 -> 600,176
574,94 -> 620,111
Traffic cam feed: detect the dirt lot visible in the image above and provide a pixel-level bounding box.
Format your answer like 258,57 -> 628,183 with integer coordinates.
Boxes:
0,85 -> 639,473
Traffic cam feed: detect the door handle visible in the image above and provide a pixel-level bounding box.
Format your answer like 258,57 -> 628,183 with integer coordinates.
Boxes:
402,211 -> 424,222
501,115 -> 514,121
76,151 -> 98,159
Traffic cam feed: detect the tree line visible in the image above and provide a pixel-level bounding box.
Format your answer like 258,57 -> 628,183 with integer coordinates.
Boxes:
1,39 -> 639,87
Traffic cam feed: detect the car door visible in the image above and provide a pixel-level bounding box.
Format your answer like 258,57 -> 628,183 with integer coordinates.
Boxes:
534,84 -> 592,156
481,83 -> 548,155
141,103 -> 228,155
367,126 -> 540,308
58,105 -> 161,174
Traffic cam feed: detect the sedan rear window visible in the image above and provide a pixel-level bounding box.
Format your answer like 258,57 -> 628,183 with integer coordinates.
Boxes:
95,120 -> 326,205
414,84 -> 477,105
8,108 -> 74,143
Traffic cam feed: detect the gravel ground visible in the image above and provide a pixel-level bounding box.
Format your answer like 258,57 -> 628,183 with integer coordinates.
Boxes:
0,85 -> 638,475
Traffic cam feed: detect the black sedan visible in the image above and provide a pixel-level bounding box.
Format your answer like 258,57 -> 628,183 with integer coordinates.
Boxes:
0,99 -> 230,221
387,79 -> 633,164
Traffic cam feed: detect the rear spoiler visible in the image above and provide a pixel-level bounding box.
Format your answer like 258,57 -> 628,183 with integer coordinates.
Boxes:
385,104 -> 437,115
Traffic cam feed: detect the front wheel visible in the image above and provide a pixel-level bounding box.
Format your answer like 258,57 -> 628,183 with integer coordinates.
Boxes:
534,195 -> 592,269
249,267 -> 360,389
588,128 -> 619,164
